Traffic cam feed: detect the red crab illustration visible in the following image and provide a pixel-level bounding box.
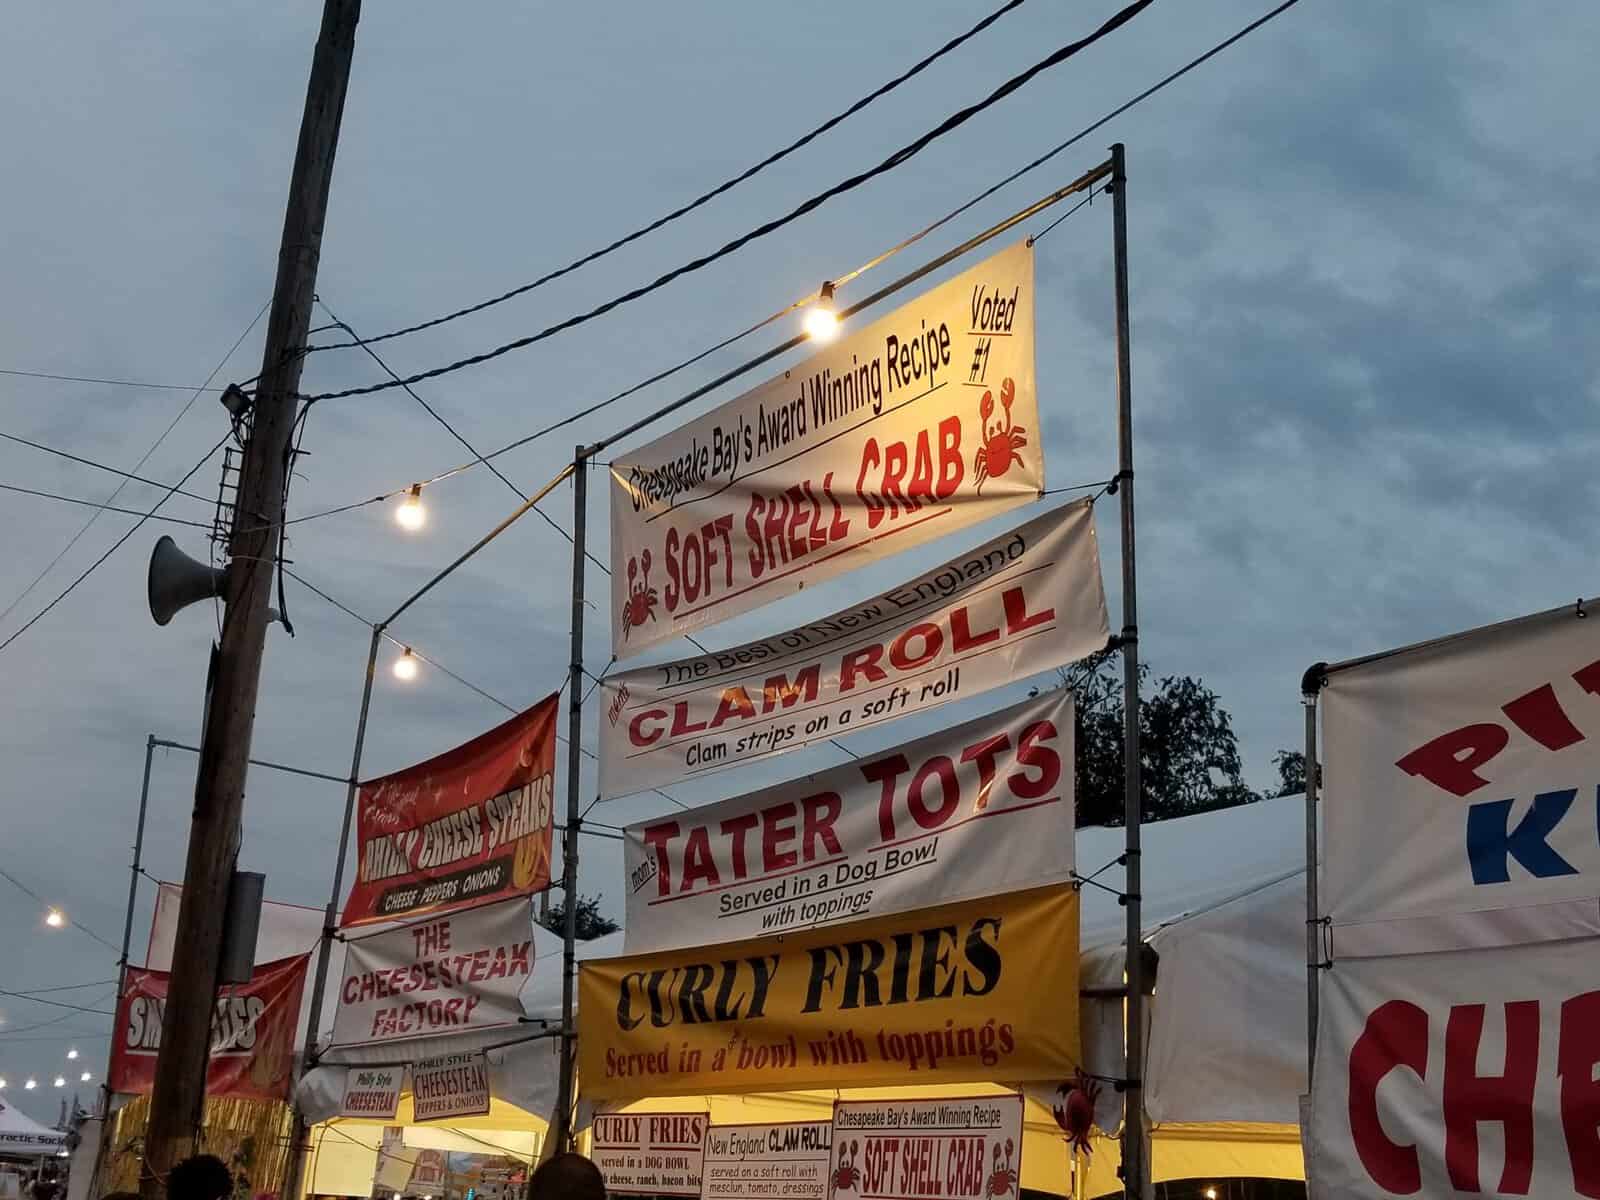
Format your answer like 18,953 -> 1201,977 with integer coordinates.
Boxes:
985,1138 -> 1018,1198
972,377 -> 1027,493
1051,1070 -> 1102,1155
621,549 -> 659,640
831,1140 -> 860,1194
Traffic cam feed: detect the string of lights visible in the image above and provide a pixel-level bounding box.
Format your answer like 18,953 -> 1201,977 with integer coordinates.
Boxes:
304,0 -> 1033,357
0,864 -> 119,952
293,0 -> 1155,402
291,0 -> 1300,521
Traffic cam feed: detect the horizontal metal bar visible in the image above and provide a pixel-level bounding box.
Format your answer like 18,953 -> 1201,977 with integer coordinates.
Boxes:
152,738 -> 348,785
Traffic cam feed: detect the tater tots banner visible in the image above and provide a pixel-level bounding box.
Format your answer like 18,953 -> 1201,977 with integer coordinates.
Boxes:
341,694 -> 557,927
599,500 -> 1105,799
578,883 -> 1079,1100
620,690 -> 1074,956
609,240 -> 1039,660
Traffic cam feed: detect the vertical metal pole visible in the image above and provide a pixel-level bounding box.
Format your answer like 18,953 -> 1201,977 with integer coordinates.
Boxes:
1109,143 -> 1149,1200
554,447 -> 589,1150
281,624 -> 381,1200
1302,666 -> 1325,1085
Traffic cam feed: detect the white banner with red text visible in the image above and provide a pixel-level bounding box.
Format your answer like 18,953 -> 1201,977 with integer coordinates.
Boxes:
609,240 -> 1040,659
599,500 -> 1105,799
1307,937 -> 1600,1199
1321,602 -> 1600,944
411,1051 -> 493,1121
593,1112 -> 709,1197
704,1122 -> 833,1200
331,896 -> 534,1048
829,1095 -> 1025,1200
620,689 -> 1072,955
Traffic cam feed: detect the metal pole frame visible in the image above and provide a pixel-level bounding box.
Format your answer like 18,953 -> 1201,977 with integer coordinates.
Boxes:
553,446 -> 589,1150
1301,664 -> 1326,1086
1108,143 -> 1149,1200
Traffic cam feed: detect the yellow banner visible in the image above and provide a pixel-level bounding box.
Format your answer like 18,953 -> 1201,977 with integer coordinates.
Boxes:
579,883 -> 1078,1100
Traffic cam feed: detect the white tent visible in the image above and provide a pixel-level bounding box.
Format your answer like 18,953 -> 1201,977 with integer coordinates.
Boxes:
0,1098 -> 66,1158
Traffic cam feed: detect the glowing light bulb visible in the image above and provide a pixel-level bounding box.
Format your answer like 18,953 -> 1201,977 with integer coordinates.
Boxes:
52,1076 -> 65,1088
392,648 -> 419,682
395,485 -> 426,531
0,1078 -> 8,1089
804,282 -> 839,342
24,1079 -> 36,1090
1204,1189 -> 1218,1200
80,1072 -> 91,1083
66,1049 -> 78,1061
44,908 -> 65,929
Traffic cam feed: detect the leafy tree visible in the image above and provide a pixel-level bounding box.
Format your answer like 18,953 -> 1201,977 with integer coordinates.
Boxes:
1043,651 -> 1259,826
1271,749 -> 1306,797
537,893 -> 620,940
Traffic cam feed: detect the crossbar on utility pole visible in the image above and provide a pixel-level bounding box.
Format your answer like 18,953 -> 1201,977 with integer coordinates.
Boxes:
138,4 -> 361,1197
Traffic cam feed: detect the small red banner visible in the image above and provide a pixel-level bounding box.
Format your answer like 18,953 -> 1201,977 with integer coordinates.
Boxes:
341,694 -> 559,928
108,954 -> 308,1102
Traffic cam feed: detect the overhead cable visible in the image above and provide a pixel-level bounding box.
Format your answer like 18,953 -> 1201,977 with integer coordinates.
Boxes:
0,368 -> 215,392
0,482 -> 212,529
304,0 -> 1030,356
0,431 -> 214,504
295,0 -> 1155,402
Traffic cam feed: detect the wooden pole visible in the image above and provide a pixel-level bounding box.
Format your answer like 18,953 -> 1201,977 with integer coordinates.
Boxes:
138,4 -> 360,1196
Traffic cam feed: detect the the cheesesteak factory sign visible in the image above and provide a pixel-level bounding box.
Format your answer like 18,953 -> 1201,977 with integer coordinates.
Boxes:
599,500 -> 1105,800
621,690 -> 1073,956
108,954 -> 308,1101
609,240 -> 1040,659
342,695 -> 557,927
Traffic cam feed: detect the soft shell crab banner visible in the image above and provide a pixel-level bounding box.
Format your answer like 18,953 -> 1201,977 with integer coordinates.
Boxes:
1321,603 -> 1600,943
620,690 -> 1073,956
331,896 -> 534,1048
600,500 -> 1105,799
108,953 -> 308,1101
609,241 -> 1039,660
829,1095 -> 1025,1200
579,883 -> 1080,1101
1307,937 -> 1600,1198
342,695 -> 557,927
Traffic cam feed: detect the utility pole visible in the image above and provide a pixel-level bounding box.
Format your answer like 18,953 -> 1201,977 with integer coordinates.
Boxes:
138,5 -> 360,1198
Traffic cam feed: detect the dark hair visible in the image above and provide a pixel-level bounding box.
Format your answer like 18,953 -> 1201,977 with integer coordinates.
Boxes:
527,1153 -> 605,1200
168,1155 -> 234,1200
102,1192 -> 142,1200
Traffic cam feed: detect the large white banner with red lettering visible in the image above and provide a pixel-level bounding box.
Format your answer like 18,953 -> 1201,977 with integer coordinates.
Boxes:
620,690 -> 1072,955
608,240 -> 1039,660
1307,938 -> 1600,1198
599,500 -> 1105,800
331,896 -> 534,1048
1321,604 -> 1600,944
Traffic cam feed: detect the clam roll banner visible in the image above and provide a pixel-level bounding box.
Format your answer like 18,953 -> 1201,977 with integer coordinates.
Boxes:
598,499 -> 1107,800
608,240 -> 1041,660
620,689 -> 1075,956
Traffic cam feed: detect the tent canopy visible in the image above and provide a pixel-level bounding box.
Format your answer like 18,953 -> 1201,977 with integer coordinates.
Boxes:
0,1098 -> 66,1157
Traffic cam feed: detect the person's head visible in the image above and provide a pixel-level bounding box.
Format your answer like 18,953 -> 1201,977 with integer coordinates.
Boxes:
167,1155 -> 233,1200
102,1191 -> 142,1200
527,1153 -> 605,1200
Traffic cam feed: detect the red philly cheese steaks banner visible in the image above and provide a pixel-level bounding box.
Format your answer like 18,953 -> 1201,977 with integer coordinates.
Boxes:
108,954 -> 308,1101
343,695 -> 558,927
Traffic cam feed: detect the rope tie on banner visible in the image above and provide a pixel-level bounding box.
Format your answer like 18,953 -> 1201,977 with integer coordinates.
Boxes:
1577,597 -> 1587,619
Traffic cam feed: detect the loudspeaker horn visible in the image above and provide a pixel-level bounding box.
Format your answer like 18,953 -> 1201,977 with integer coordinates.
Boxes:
148,535 -> 227,626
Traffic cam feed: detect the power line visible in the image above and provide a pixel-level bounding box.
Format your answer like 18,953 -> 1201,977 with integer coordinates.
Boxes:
296,0 -> 1155,402
0,368 -> 215,392
313,0 -> 1301,500
0,431 -> 214,504
305,0 -> 1031,356
0,482 -> 212,529
0,297 -> 270,627
0,432 -> 231,655
0,993 -> 117,1040
0,989 -> 115,1017
0,865 -> 119,953
2,981 -> 116,997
